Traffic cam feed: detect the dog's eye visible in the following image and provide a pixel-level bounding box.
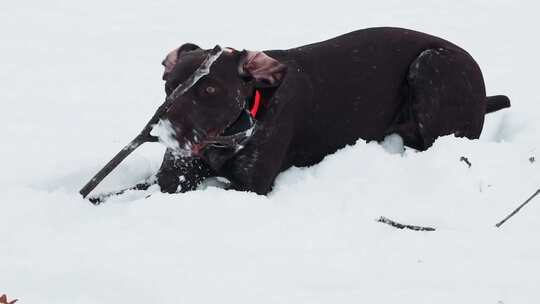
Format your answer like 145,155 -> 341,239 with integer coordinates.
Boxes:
196,82 -> 221,99
205,86 -> 216,94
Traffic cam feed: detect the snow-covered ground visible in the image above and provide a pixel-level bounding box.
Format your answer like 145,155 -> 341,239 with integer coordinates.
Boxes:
2,0 -> 540,303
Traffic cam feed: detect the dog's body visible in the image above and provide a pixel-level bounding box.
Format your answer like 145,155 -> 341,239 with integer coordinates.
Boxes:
152,27 -> 510,195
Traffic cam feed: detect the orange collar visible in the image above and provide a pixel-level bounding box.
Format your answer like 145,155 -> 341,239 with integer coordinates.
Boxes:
249,90 -> 262,118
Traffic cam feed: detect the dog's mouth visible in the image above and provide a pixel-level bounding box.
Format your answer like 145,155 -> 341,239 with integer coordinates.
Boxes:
203,110 -> 257,150
201,88 -> 272,152
151,110 -> 257,158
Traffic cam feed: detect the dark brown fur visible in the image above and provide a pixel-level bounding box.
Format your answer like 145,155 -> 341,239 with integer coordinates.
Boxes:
154,27 -> 510,195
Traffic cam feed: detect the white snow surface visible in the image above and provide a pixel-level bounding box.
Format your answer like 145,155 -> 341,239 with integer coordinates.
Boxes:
1,0 -> 540,303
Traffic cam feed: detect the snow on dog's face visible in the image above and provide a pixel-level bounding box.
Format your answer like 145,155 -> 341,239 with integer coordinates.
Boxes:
159,44 -> 287,166
160,47 -> 248,158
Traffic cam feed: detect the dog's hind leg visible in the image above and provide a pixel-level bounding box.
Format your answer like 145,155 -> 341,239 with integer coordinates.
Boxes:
401,48 -> 487,150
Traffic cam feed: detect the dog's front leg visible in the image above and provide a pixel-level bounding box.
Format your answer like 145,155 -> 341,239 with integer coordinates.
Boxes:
156,148 -> 214,193
225,109 -> 295,195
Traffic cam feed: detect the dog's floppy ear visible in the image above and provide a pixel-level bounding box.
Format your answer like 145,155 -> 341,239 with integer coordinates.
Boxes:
239,50 -> 287,87
162,43 -> 201,80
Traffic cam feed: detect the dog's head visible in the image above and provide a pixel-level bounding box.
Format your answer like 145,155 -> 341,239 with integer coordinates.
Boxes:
157,43 -> 287,168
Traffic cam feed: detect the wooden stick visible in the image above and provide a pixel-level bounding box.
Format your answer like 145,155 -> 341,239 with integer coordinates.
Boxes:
495,189 -> 540,228
87,178 -> 156,204
79,136 -> 147,199
377,216 -> 436,231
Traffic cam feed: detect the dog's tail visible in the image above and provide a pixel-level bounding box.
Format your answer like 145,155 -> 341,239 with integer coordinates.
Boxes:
486,95 -> 511,114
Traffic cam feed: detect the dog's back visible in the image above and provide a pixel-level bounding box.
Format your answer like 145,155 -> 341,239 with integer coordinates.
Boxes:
267,28 -> 490,165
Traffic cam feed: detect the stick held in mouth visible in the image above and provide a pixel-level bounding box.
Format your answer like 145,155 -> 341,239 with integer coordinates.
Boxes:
79,45 -> 223,200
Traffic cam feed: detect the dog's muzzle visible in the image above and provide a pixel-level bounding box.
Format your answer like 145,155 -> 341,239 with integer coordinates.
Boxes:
203,109 -> 257,152
201,89 -> 262,153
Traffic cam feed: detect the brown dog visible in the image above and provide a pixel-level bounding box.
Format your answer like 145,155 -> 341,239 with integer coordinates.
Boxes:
116,27 -> 511,198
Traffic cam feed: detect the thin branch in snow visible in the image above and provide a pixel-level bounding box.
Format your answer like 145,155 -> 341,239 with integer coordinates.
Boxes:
495,189 -> 540,228
377,216 -> 436,231
460,156 -> 472,168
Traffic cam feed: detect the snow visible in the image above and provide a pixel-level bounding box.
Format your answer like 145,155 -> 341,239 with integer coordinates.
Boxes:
1,0 -> 540,303
381,133 -> 405,154
151,119 -> 183,155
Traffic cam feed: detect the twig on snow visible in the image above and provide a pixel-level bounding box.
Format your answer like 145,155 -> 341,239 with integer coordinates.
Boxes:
495,189 -> 540,228
460,156 -> 472,168
377,216 -> 436,231
87,178 -> 156,205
